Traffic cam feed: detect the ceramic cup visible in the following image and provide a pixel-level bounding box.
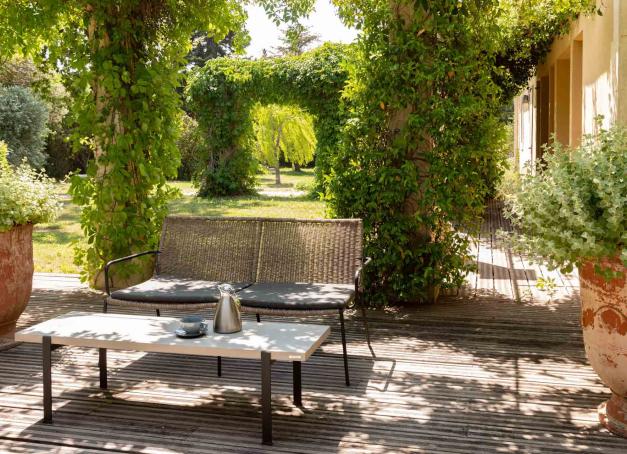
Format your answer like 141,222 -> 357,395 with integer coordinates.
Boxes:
179,315 -> 205,334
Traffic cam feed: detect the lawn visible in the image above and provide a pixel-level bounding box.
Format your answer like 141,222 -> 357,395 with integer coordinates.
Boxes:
34,168 -> 324,274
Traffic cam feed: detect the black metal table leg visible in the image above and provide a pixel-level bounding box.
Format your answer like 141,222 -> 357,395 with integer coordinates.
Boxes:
42,336 -> 52,424
261,351 -> 272,445
217,356 -> 222,377
99,348 -> 107,389
293,361 -> 302,407
339,309 -> 350,386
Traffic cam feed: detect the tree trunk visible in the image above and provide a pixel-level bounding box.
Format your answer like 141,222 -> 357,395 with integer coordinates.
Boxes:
274,124 -> 283,185
86,9 -> 112,176
83,3 -> 152,288
274,164 -> 281,185
86,6 -> 117,288
292,162 -> 302,172
389,2 -> 438,302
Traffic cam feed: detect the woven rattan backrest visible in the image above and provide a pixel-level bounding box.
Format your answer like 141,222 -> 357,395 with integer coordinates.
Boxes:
255,219 -> 363,284
157,217 -> 262,282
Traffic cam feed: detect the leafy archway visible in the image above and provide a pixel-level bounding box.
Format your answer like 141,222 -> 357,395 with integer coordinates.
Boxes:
187,42 -> 350,196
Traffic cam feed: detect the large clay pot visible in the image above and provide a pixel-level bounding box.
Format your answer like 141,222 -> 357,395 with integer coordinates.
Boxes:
0,224 -> 34,339
579,257 -> 627,437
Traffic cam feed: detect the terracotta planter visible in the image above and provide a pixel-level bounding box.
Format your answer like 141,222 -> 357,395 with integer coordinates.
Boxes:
0,224 -> 34,340
579,257 -> 627,438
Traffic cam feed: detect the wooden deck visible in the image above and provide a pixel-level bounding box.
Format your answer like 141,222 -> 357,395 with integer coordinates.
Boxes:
1,202 -> 625,453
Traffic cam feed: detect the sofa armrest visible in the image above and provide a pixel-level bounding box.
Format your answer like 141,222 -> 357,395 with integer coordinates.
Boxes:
354,257 -> 372,295
104,250 -> 160,295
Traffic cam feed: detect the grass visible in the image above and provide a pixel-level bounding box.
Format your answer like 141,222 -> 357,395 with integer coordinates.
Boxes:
33,168 -> 324,274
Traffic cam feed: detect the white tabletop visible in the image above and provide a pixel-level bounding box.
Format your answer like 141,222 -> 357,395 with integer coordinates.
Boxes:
15,312 -> 330,362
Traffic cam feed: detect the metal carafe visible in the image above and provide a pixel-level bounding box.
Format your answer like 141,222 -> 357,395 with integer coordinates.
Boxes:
213,284 -> 242,334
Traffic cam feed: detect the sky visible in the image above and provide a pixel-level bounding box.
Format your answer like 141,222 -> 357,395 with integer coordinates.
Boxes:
245,0 -> 358,58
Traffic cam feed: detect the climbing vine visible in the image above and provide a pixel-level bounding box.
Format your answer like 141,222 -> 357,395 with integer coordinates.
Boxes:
328,0 -> 596,304
187,43 -> 350,196
0,0 -> 314,286
495,0 -> 598,100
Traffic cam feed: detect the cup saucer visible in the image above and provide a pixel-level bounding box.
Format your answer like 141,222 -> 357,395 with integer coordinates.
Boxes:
175,323 -> 207,338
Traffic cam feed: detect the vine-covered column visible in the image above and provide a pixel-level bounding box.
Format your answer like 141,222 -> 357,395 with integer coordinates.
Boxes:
329,0 -> 505,304
70,2 -> 188,287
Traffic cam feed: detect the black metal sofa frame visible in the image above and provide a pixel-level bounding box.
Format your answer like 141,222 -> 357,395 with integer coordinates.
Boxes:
104,216 -> 371,386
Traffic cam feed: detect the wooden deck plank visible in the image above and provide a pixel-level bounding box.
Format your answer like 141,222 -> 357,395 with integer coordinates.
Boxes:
1,203 -> 625,453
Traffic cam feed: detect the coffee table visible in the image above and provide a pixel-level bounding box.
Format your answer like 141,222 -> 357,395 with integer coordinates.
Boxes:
15,311 -> 330,445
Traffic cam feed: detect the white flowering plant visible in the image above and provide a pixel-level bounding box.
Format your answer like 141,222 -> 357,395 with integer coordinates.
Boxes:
0,141 -> 61,232
505,126 -> 627,278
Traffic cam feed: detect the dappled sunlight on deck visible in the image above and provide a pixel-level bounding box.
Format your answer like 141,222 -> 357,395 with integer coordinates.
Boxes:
0,203 -> 625,452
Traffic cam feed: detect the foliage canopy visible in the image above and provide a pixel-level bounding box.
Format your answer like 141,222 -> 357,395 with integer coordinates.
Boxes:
324,0 -> 596,304
494,0 -> 597,99
327,0 -> 504,303
274,22 -> 320,56
0,0 -> 314,284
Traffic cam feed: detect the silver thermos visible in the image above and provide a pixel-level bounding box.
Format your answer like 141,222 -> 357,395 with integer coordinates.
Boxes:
213,284 -> 242,334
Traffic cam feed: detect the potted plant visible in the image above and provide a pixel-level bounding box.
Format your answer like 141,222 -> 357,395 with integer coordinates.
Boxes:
505,126 -> 626,437
0,141 -> 60,340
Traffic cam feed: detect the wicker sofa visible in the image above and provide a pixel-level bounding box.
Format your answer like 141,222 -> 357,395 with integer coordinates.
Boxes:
104,216 -> 371,386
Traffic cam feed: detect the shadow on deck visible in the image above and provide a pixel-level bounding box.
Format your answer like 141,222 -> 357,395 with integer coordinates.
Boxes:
0,202 -> 625,453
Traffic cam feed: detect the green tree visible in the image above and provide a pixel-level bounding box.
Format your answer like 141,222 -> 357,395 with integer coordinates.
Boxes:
252,103 -> 316,184
0,56 -> 84,179
176,113 -> 205,181
0,0 -> 314,286
0,58 -> 42,88
186,31 -> 252,69
273,21 -> 319,172
0,85 -> 49,168
187,32 -> 237,69
274,22 -> 320,56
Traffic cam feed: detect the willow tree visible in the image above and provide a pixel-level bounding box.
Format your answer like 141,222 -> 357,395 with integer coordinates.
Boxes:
252,104 -> 316,184
0,0 -> 313,286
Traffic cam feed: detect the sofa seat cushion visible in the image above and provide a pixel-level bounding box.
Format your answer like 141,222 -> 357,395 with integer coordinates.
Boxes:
110,276 -> 251,304
237,283 -> 355,311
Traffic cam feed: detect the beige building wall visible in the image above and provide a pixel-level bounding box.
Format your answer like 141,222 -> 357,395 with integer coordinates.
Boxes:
513,0 -> 627,172
513,86 -> 536,173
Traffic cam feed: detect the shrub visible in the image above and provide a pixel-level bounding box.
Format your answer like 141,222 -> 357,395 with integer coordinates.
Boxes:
0,85 -> 49,168
176,113 -> 205,181
44,130 -> 90,179
0,58 -> 41,87
0,57 -> 82,178
505,126 -> 627,276
497,158 -> 522,201
0,141 -> 60,232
